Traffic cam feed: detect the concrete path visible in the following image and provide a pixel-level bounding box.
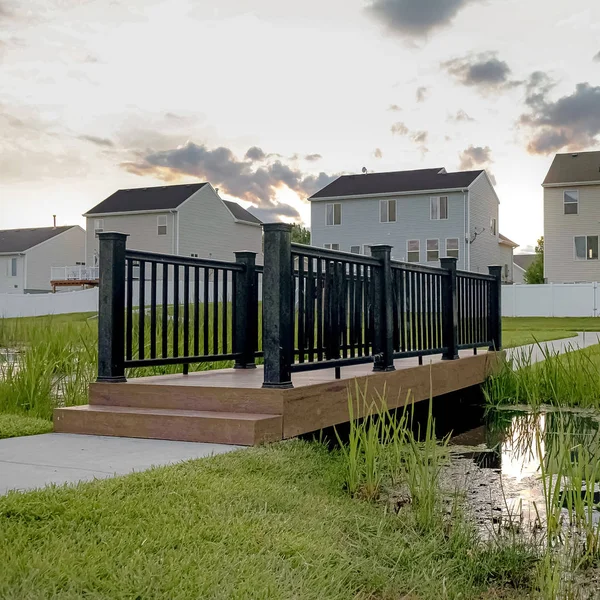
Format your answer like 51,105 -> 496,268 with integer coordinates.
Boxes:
0,433 -> 239,495
506,331 -> 600,364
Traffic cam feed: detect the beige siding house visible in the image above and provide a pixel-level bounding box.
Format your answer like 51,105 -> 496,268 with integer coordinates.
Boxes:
0,226 -> 85,293
84,183 -> 263,266
309,167 -> 515,277
543,151 -> 600,283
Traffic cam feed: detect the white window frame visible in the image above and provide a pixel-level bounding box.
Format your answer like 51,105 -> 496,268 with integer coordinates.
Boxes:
157,215 -> 168,236
379,199 -> 397,223
362,244 -> 372,256
406,240 -> 420,263
350,245 -> 361,254
564,190 -> 579,215
490,218 -> 497,236
323,243 -> 340,250
10,257 -> 17,277
445,238 -> 459,259
574,235 -> 599,261
326,203 -> 342,226
94,219 -> 104,236
190,253 -> 199,258
426,239 -> 440,262
430,196 -> 448,220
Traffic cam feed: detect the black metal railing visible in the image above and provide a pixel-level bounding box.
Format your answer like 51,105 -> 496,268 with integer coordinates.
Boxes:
96,226 -> 502,388
96,233 -> 259,382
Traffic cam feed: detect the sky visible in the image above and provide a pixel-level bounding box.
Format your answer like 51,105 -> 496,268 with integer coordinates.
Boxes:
1,0 -> 599,253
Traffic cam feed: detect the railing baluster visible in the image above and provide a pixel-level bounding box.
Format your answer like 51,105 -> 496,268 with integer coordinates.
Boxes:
183,265 -> 190,362
306,258 -> 315,363
126,258 -> 133,361
316,258 -> 323,361
349,263 -> 356,358
162,263 -> 168,358
173,264 -> 179,358
150,262 -> 157,359
194,266 -> 200,357
222,269 -> 228,354
213,269 -> 219,355
138,261 -> 145,360
203,267 -> 209,355
297,257 -> 305,362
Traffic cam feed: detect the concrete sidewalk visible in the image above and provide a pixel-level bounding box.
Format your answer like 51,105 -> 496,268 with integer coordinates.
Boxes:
506,331 -> 600,364
0,433 -> 239,495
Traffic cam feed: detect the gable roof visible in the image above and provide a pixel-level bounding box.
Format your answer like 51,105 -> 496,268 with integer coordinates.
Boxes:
308,168 -> 484,200
543,151 -> 600,186
222,200 -> 262,224
513,254 -> 537,270
499,233 -> 519,248
0,226 -> 75,253
85,183 -> 209,215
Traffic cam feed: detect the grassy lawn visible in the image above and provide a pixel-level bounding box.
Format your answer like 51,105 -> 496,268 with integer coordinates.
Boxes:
501,316 -> 600,348
0,414 -> 53,439
0,441 -> 535,600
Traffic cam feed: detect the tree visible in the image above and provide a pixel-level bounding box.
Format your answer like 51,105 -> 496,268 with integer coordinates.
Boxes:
524,236 -> 544,284
291,223 -> 310,245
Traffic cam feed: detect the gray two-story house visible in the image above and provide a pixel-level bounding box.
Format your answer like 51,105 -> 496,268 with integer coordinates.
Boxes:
543,151 -> 600,283
309,167 -> 515,280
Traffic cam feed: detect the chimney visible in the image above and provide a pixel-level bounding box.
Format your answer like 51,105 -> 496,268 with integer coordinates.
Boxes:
215,188 -> 219,195
53,215 -> 56,229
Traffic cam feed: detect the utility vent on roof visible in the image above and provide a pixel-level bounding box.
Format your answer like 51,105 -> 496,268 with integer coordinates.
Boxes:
438,168 -> 447,174
572,154 -> 579,157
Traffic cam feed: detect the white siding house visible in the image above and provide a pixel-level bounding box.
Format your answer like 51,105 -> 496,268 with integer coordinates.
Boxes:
0,226 -> 85,293
309,167 -> 514,277
543,151 -> 600,283
84,183 -> 263,266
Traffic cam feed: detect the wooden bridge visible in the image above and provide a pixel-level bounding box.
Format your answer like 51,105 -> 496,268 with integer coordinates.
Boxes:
55,225 -> 503,445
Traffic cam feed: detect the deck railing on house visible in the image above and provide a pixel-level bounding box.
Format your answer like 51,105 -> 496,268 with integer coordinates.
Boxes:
96,226 -> 501,387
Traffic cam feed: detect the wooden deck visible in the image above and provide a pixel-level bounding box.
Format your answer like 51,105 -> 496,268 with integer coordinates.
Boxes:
54,350 -> 503,446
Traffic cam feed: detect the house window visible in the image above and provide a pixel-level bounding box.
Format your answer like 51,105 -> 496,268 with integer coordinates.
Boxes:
430,196 -> 448,220
490,218 -> 497,235
564,190 -> 579,215
350,245 -> 361,254
326,203 -> 341,226
94,219 -> 104,236
157,215 -> 168,236
446,238 -> 459,259
380,199 -> 396,223
407,240 -> 420,262
10,257 -> 17,277
426,239 -> 439,262
574,235 -> 598,260
363,245 -> 372,256
324,243 -> 340,250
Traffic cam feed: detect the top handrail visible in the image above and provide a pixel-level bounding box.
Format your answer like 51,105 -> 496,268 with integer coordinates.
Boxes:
456,269 -> 496,281
125,249 -> 244,271
291,243 -> 381,267
390,259 -> 449,276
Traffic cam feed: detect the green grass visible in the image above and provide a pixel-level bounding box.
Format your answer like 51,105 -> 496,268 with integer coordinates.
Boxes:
0,414 -> 53,439
500,317 -> 600,348
0,440 -> 536,600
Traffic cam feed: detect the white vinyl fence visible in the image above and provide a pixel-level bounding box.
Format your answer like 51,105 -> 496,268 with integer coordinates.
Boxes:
502,283 -> 600,317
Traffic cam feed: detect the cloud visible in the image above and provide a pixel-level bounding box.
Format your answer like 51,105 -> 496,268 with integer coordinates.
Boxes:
520,78 -> 600,154
79,135 -> 114,148
388,104 -> 402,112
447,109 -> 475,123
411,131 -> 428,144
121,141 -> 340,221
391,121 -> 409,135
365,0 -> 475,38
442,52 -> 520,92
458,145 -> 496,184
373,148 -> 383,159
245,146 -> 266,161
304,153 -> 322,161
594,51 -> 600,63
416,86 -> 428,102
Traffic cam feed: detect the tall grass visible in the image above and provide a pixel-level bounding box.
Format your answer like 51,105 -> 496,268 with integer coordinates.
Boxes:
484,342 -> 600,408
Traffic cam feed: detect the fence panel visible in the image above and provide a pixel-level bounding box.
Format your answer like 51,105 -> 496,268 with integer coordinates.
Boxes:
502,283 -> 598,317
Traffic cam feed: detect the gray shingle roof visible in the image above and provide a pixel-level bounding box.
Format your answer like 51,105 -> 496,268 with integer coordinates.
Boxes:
0,226 -> 75,253
308,168 -> 485,199
543,151 -> 600,185
86,183 -> 208,215
513,254 -> 537,270
499,233 -> 518,247
222,200 -> 262,224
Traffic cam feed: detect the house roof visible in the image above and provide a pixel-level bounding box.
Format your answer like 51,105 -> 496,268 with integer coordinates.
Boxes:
0,226 -> 75,253
543,151 -> 600,186
499,233 -> 519,248
222,200 -> 262,224
513,254 -> 537,270
85,183 -> 209,215
308,168 -> 485,199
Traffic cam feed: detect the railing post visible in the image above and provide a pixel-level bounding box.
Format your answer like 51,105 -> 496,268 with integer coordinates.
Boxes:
97,232 -> 128,383
370,244 -> 395,372
488,265 -> 503,350
262,223 -> 294,389
233,251 -> 258,369
440,257 -> 459,360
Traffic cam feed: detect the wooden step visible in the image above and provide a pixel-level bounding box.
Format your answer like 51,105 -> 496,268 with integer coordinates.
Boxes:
89,381 -> 283,415
54,405 -> 282,446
